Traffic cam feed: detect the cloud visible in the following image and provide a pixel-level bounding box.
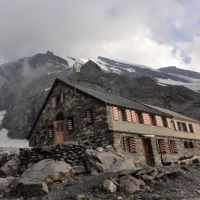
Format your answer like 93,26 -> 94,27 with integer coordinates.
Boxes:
0,0 -> 200,71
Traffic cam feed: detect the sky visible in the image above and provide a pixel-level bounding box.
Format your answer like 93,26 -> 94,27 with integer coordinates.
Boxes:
0,0 -> 200,71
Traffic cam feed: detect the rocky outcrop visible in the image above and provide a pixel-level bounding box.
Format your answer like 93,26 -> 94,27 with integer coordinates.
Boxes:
85,149 -> 142,174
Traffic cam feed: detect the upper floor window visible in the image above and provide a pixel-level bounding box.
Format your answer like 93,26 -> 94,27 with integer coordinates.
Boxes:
177,122 -> 182,131
138,112 -> 143,124
150,115 -> 156,126
188,124 -> 194,133
121,109 -> 127,121
162,117 -> 168,128
182,123 -> 187,132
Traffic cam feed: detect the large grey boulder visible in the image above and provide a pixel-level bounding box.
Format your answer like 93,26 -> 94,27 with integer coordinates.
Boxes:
85,149 -> 142,174
21,159 -> 74,182
15,159 -> 74,197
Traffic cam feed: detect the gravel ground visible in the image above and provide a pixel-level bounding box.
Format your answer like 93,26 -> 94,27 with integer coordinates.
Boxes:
2,164 -> 200,200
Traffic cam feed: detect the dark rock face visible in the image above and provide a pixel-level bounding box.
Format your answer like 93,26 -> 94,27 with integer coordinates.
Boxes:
1,52 -> 200,139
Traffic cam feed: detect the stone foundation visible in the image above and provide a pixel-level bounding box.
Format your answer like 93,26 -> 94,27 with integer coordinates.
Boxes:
19,144 -> 89,173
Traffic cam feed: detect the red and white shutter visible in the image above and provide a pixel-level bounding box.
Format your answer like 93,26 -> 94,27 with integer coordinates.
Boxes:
131,110 -> 137,123
155,115 -> 163,127
112,107 -> 119,121
86,110 -> 93,123
142,113 -> 151,125
48,127 -> 53,138
128,137 -> 137,153
169,140 -> 178,153
68,119 -> 73,130
125,109 -> 132,122
157,139 -> 166,153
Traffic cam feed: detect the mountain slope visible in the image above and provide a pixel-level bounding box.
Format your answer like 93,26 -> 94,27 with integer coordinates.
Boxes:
0,52 -> 200,139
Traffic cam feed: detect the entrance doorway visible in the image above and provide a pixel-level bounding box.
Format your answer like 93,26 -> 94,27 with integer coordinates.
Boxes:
53,113 -> 65,144
142,138 -> 155,166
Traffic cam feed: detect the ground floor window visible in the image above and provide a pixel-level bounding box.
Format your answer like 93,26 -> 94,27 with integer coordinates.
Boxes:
169,140 -> 178,153
184,141 -> 194,149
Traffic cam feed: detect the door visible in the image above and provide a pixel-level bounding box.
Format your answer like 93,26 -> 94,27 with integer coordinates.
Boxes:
53,120 -> 65,144
142,138 -> 155,166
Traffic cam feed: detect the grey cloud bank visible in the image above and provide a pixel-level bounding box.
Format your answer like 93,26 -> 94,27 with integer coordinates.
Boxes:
0,0 -> 200,71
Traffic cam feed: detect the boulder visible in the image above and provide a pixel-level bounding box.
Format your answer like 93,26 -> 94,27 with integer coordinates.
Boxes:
14,159 -> 74,197
15,181 -> 49,197
0,156 -> 20,177
21,159 -> 74,183
85,149 -> 141,174
119,175 -> 141,194
103,179 -> 117,193
0,177 -> 13,189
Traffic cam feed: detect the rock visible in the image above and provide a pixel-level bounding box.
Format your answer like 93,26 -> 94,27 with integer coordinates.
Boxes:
142,174 -> 155,181
151,171 -> 159,178
96,147 -> 104,152
76,194 -> 86,200
0,156 -> 20,177
151,193 -> 161,199
119,175 -> 141,193
73,166 -> 87,175
15,181 -> 49,197
103,179 -> 117,193
85,149 -> 141,174
21,159 -> 74,183
195,189 -> 200,194
0,177 -> 13,189
156,172 -> 165,179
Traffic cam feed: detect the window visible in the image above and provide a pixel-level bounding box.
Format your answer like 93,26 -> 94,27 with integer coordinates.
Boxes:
163,117 -> 168,128
85,110 -> 93,124
138,112 -> 143,124
184,141 -> 189,149
189,141 -> 194,148
177,122 -> 182,131
121,109 -> 127,121
189,124 -> 194,133
67,117 -> 74,131
184,141 -> 194,149
182,123 -> 187,132
150,115 -> 156,126
56,95 -> 61,105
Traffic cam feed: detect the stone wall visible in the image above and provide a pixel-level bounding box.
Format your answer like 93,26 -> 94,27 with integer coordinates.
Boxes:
29,82 -> 112,148
113,131 -> 200,167
19,144 -> 88,173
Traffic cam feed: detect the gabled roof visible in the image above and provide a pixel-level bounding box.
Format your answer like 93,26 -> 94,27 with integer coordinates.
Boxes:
146,104 -> 198,123
28,78 -> 171,138
58,79 -> 170,117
